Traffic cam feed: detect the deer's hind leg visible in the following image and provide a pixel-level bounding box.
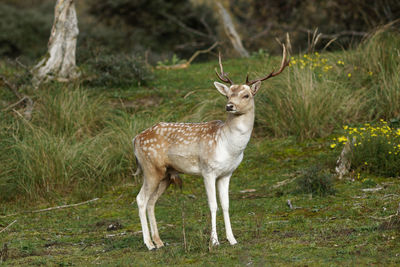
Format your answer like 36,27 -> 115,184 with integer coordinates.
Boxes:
147,177 -> 171,248
136,166 -> 165,250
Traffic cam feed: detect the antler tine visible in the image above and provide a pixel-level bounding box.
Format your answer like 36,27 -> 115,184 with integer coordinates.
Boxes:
246,44 -> 290,86
215,51 -> 234,85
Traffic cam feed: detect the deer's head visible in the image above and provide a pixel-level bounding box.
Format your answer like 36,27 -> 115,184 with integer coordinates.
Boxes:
214,45 -> 289,115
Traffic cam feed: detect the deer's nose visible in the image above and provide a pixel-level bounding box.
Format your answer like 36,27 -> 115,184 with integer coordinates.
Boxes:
226,103 -> 235,111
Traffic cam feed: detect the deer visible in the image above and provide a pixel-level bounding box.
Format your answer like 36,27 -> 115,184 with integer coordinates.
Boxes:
133,45 -> 289,250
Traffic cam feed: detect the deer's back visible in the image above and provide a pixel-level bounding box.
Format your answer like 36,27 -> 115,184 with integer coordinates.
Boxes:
134,121 -> 224,175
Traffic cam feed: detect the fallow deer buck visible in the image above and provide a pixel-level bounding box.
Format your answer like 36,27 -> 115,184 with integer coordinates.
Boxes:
133,45 -> 289,250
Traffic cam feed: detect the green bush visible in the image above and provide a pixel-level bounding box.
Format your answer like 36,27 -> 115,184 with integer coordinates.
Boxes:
332,120 -> 400,177
348,28 -> 400,120
88,0 -> 217,58
84,54 -> 154,87
230,0 -> 400,52
296,166 -> 335,196
0,3 -> 52,60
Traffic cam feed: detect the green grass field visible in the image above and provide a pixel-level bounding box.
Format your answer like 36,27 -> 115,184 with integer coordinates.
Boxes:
1,138 -> 400,265
1,29 -> 400,265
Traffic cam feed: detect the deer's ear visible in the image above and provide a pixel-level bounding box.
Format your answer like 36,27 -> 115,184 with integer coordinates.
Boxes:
250,81 -> 262,95
214,82 -> 230,96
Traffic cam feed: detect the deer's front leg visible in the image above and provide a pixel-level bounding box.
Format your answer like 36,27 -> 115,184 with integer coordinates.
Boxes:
217,174 -> 237,245
204,175 -> 219,246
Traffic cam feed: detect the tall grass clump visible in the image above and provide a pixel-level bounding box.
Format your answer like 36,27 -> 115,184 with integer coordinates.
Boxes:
0,87 -> 151,203
33,87 -> 109,137
256,53 -> 363,140
255,25 -> 400,140
347,26 -> 400,120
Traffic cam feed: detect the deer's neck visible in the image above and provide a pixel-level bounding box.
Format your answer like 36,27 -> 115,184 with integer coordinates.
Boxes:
220,107 -> 254,152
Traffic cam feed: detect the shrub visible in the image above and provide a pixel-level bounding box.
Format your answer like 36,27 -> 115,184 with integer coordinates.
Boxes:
332,120 -> 400,177
296,166 -> 335,196
0,87 -> 154,202
87,0 -> 217,58
84,54 -> 154,87
0,3 -> 52,60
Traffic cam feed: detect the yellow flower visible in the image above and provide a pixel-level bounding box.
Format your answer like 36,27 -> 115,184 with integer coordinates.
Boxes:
347,73 -> 352,78
364,162 -> 368,165
338,136 -> 348,143
368,71 -> 373,76
330,144 -> 337,148
343,125 -> 349,130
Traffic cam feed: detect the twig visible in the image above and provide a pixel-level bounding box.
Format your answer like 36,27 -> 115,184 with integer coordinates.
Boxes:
287,199 -> 294,210
0,220 -> 17,234
369,214 -> 397,221
31,198 -> 99,213
181,198 -> 187,253
298,27 -> 368,40
0,198 -> 99,218
272,178 -> 296,189
248,23 -> 272,41
361,186 -> 383,192
0,74 -> 22,99
159,11 -> 212,39
2,96 -> 28,111
0,75 -> 34,120
15,57 -> 29,70
369,203 -> 400,220
382,194 -> 399,199
156,41 -> 219,70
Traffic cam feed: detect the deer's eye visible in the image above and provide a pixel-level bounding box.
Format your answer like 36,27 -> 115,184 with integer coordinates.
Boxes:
243,94 -> 249,99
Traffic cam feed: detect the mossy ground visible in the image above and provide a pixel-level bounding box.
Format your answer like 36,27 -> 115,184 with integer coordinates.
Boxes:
1,136 -> 400,266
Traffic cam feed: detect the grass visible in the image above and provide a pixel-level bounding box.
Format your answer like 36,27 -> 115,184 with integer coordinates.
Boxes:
1,138 -> 400,265
1,27 -> 400,265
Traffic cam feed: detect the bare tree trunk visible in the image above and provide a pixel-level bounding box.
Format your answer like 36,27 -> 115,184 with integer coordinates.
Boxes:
216,2 -> 249,58
335,137 -> 355,179
32,0 -> 80,86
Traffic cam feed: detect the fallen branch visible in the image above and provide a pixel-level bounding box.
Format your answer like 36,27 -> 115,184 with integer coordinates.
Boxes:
181,198 -> 187,253
0,220 -> 17,234
0,75 -> 34,120
160,11 -> 213,40
0,198 -> 99,218
272,178 -> 296,189
361,186 -> 383,192
156,41 -> 219,70
287,199 -> 293,210
369,203 -> 400,221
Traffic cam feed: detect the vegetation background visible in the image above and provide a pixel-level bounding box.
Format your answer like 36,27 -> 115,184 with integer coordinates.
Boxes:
0,0 -> 400,265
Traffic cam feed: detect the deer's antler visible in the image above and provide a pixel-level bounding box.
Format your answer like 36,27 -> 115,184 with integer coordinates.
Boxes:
246,44 -> 290,86
215,52 -> 234,85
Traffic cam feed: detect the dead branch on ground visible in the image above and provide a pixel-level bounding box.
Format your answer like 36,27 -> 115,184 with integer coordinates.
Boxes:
0,75 -> 33,120
156,41 -> 219,70
0,198 -> 99,218
0,220 -> 17,234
